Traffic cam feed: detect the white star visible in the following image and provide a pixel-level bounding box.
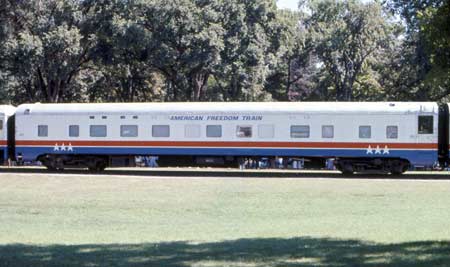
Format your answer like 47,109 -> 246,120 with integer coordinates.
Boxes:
375,145 -> 382,154
54,143 -> 60,151
383,145 -> 390,154
68,143 -> 73,152
60,143 -> 66,151
366,145 -> 373,154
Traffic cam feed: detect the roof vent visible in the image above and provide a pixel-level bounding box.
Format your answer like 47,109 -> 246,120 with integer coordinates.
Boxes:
389,103 -> 395,107
24,109 -> 30,115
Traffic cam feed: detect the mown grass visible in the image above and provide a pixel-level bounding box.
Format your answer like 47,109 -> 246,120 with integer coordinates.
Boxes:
1,172 -> 450,266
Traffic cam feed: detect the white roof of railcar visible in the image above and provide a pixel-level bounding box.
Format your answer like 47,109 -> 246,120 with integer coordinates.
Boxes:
0,105 -> 16,115
15,102 -> 438,115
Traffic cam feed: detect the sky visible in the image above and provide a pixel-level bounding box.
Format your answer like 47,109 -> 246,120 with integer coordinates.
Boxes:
277,0 -> 372,10
277,0 -> 299,10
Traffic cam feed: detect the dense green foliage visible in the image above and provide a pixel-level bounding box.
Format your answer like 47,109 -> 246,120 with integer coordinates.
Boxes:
0,0 -> 448,104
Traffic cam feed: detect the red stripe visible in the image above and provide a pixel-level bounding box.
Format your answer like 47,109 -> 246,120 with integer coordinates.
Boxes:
15,140 -> 437,149
0,140 -> 6,146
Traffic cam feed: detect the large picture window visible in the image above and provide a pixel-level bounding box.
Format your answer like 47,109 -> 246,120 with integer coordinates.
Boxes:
152,125 -> 170,137
90,125 -> 107,137
236,126 -> 252,138
121,125 -> 138,137
291,125 -> 310,138
206,125 -> 222,138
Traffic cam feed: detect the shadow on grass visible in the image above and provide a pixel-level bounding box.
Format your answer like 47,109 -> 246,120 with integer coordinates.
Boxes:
1,237 -> 450,267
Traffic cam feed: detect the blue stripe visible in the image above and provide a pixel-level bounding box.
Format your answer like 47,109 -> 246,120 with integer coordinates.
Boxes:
0,145 -> 6,162
16,146 -> 438,166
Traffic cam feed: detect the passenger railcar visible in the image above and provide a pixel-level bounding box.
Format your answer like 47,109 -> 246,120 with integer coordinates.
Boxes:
11,102 -> 450,174
0,105 -> 16,165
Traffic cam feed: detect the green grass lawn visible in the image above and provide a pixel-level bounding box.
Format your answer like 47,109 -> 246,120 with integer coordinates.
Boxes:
1,172 -> 450,266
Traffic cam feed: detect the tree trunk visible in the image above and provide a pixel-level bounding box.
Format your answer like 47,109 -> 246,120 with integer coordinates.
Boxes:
191,72 -> 209,101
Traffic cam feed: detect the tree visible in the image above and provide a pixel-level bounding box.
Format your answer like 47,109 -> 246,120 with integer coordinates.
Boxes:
265,8 -> 327,101
384,0 -> 450,101
211,0 -> 280,101
306,0 -> 394,101
85,0 -> 165,102
136,0 -> 224,101
2,0 -> 97,103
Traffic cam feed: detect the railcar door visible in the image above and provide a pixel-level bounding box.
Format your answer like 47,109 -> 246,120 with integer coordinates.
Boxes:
0,114 -> 5,164
438,104 -> 449,167
415,104 -> 439,168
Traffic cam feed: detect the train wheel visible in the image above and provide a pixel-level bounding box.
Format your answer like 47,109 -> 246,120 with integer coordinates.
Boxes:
390,160 -> 406,175
340,163 -> 354,175
45,166 -> 56,171
39,155 -> 60,171
88,159 -> 107,172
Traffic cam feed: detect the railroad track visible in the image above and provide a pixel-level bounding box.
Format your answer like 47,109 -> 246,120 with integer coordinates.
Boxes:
1,166 -> 449,179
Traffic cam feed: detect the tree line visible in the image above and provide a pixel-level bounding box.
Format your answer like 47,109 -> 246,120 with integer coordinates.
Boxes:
0,0 -> 448,104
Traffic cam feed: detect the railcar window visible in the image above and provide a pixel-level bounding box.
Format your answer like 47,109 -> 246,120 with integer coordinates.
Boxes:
236,126 -> 252,138
90,125 -> 107,137
418,116 -> 433,134
69,125 -> 79,137
359,126 -> 371,138
206,125 -> 222,138
258,124 -> 274,138
0,120 -> 3,130
386,126 -> 398,139
152,125 -> 170,137
185,125 -> 201,138
291,125 -> 310,138
121,125 -> 138,137
322,125 -> 334,138
38,125 -> 48,137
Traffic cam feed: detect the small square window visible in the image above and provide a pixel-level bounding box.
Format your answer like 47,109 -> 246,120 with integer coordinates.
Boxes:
102,116 -> 107,119
236,126 -> 252,138
120,116 -> 126,119
291,125 -> 310,138
386,126 -> 398,139
38,125 -> 48,137
185,125 -> 201,138
322,125 -> 334,138
359,126 -> 371,139
90,125 -> 107,137
152,125 -> 170,137
121,125 -> 138,137
133,115 -> 138,119
418,116 -> 433,134
69,125 -> 79,137
207,125 -> 222,138
258,124 -> 274,138
89,116 -> 95,119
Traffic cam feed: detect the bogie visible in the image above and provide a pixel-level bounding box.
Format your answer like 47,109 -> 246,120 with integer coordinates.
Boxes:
336,158 -> 410,175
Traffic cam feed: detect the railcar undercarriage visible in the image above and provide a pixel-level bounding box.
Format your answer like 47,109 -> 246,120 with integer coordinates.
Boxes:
335,157 -> 410,175
35,154 -> 410,175
37,154 -> 133,172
